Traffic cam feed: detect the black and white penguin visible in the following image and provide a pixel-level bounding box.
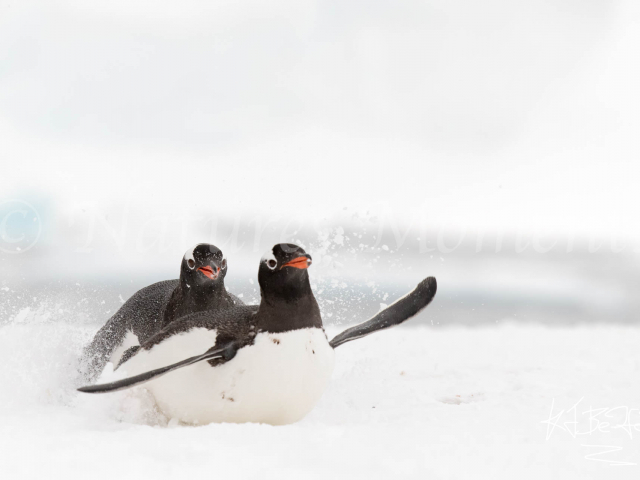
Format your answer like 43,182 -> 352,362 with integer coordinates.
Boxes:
79,243 -> 437,426
80,244 -> 242,382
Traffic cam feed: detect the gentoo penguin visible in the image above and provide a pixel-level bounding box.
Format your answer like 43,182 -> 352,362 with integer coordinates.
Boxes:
79,244 -> 242,382
79,243 -> 437,426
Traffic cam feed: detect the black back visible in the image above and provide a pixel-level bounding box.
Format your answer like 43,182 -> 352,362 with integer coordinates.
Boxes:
79,280 -> 177,381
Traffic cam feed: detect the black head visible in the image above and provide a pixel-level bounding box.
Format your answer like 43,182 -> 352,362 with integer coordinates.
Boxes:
258,243 -> 313,303
181,244 -> 228,287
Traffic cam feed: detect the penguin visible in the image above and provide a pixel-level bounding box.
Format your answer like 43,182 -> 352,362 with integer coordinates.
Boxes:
79,243 -> 242,382
78,243 -> 437,426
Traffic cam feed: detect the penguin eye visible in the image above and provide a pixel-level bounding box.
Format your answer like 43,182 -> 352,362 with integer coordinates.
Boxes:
267,259 -> 277,270
221,259 -> 227,270
188,259 -> 195,269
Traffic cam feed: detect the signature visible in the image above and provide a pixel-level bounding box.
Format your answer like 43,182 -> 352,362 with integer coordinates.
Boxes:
541,397 -> 639,466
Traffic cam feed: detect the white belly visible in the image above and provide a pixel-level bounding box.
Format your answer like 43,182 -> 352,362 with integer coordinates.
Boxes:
119,327 -> 335,425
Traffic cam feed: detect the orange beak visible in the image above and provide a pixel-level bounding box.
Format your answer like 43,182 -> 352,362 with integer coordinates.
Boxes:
198,266 -> 220,279
282,256 -> 311,269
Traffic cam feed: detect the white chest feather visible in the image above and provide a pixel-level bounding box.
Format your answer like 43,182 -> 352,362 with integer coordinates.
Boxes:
119,328 -> 335,425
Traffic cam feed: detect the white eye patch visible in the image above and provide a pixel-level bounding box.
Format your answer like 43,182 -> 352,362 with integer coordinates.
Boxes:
261,248 -> 277,269
184,244 -> 201,269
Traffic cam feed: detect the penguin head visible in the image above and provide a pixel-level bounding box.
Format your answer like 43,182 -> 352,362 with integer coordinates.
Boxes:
181,244 -> 227,286
258,243 -> 313,301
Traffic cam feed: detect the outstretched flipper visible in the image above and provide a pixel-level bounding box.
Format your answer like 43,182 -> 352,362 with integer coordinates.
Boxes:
329,276 -> 437,348
77,341 -> 239,394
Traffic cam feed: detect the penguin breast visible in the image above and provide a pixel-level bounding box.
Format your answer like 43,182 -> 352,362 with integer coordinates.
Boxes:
120,327 -> 335,425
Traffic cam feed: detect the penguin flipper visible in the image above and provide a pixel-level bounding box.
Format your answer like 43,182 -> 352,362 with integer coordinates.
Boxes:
77,341 -> 239,394
329,276 -> 437,349
115,346 -> 141,369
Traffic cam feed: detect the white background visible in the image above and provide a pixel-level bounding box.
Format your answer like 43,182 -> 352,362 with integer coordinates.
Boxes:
1,1 -> 639,478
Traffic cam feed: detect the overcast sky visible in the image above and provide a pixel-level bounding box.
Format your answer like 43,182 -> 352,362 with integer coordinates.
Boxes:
1,0 -> 638,240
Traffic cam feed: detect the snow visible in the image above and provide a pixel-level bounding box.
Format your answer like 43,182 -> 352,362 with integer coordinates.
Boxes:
1,311 -> 640,479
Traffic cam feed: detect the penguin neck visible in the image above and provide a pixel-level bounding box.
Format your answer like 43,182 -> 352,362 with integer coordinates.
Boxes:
256,287 -> 323,334
179,277 -> 228,309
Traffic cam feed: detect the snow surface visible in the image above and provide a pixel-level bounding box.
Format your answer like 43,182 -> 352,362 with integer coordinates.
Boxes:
1,313 -> 640,479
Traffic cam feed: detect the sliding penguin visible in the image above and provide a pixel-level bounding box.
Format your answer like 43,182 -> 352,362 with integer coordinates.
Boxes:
79,244 -> 241,382
79,243 -> 437,426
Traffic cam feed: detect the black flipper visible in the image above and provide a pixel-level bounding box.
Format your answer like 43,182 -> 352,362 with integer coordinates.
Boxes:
329,276 -> 437,348
116,346 -> 141,369
77,341 -> 239,394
